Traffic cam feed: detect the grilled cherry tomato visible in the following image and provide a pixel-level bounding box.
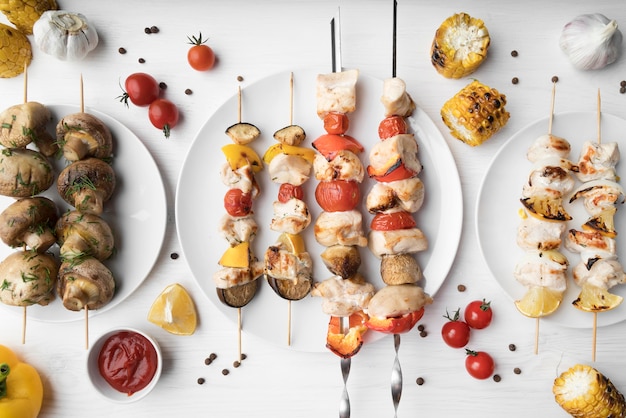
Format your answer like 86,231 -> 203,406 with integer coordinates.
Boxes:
441,309 -> 470,348
277,183 -> 304,203
224,189 -> 252,217
465,350 -> 495,380
378,115 -> 408,139
365,309 -> 424,334
367,162 -> 416,183
370,211 -> 416,231
312,134 -> 364,160
187,32 -> 215,71
323,112 -> 350,135
119,72 -> 160,107
315,180 -> 360,212
464,299 -> 493,329
148,99 -> 179,138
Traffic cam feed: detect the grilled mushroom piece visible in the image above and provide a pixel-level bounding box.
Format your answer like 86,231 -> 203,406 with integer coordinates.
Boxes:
0,148 -> 54,198
0,196 -> 58,252
57,158 -> 116,214
56,112 -> 113,162
57,256 -> 115,311
0,250 -> 59,307
55,210 -> 114,261
0,102 -> 51,149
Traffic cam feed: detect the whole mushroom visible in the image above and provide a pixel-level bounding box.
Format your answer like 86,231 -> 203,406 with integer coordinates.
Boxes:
57,158 -> 115,214
0,250 -> 59,307
0,148 -> 54,198
56,112 -> 113,162
55,210 -> 114,261
0,196 -> 58,252
57,256 -> 115,311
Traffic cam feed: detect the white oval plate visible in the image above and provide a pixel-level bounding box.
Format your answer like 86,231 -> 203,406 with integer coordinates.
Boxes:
0,104 -> 167,322
176,68 -> 462,352
477,111 -> 626,328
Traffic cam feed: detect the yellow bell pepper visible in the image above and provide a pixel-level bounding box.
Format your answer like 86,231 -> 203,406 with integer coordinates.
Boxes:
0,345 -> 43,418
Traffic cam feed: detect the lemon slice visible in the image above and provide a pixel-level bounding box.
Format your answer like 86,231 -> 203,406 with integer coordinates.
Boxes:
573,284 -> 623,312
148,283 -> 197,335
219,242 -> 249,268
277,232 -> 305,255
515,286 -> 563,318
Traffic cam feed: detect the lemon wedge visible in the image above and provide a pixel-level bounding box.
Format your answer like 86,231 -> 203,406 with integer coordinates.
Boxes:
277,232 -> 305,255
573,284 -> 623,313
515,286 -> 562,318
148,283 -> 197,335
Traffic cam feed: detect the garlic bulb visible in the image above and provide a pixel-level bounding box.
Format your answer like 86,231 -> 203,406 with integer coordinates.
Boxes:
33,11 -> 98,61
559,13 -> 622,70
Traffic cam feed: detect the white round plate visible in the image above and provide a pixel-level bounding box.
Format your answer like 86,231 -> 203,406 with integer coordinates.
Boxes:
176,68 -> 462,352
477,111 -> 626,328
0,105 -> 167,322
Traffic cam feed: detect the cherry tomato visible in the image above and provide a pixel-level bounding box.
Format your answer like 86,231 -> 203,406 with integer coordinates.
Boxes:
323,112 -> 350,135
148,99 -> 179,138
464,299 -> 493,329
370,211 -> 416,231
277,183 -> 303,203
441,309 -> 470,348
378,116 -> 408,139
367,162 -> 416,182
465,350 -> 495,380
312,134 -> 364,160
119,72 -> 160,107
187,32 -> 215,71
224,189 -> 252,217
315,180 -> 360,212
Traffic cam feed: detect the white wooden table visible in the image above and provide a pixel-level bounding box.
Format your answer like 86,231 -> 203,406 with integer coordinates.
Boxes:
2,1 -> 626,416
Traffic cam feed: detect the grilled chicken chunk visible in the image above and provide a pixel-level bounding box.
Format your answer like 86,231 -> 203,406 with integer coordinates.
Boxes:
313,150 -> 365,182
314,210 -> 367,247
311,274 -> 375,317
513,250 -> 568,293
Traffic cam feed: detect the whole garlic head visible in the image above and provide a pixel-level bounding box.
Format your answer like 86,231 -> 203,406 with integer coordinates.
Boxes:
559,13 -> 622,70
33,11 -> 99,61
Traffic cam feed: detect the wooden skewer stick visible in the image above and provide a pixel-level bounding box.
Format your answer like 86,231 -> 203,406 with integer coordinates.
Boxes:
21,66 -> 28,344
237,308 -> 242,363
85,306 -> 89,350
287,72 -> 295,346
80,74 -> 84,113
23,62 -> 28,104
22,307 -> 27,345
592,88 -> 602,362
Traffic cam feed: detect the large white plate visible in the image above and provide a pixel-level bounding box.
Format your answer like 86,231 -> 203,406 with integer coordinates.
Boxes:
477,111 -> 626,328
0,105 -> 167,322
176,68 -> 462,352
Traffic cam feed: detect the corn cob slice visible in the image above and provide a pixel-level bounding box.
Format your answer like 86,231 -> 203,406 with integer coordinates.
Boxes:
0,22 -> 31,78
430,12 -> 490,79
440,80 -> 510,146
0,0 -> 57,34
553,364 -> 626,418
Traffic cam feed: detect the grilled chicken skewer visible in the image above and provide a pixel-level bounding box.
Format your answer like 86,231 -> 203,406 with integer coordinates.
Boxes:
214,84 -> 264,363
263,72 -> 315,345
364,3 -> 432,415
513,81 -> 575,354
566,90 -> 625,361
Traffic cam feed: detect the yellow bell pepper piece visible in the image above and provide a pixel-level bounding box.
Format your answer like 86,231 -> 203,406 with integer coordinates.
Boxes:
221,143 -> 263,173
0,345 -> 43,418
263,143 -> 316,165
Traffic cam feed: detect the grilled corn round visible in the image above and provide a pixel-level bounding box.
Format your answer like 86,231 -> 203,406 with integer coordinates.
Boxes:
0,0 -> 57,34
0,22 -> 31,78
431,12 -> 490,79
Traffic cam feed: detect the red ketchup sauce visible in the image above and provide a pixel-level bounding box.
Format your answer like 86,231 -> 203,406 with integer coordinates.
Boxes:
98,331 -> 158,395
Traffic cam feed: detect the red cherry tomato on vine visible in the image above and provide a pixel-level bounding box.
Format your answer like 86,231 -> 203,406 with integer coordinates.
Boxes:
464,299 -> 493,329
148,99 -> 179,138
187,32 -> 215,71
119,72 -> 160,107
465,350 -> 494,380
441,309 -> 470,348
